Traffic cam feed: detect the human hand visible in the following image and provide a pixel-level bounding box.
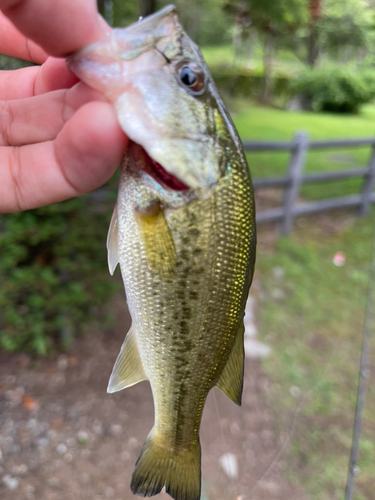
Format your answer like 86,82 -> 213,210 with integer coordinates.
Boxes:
0,0 -> 128,213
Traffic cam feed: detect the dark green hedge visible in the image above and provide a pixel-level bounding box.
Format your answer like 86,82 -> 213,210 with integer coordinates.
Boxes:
0,193 -> 119,355
211,65 -> 375,114
211,67 -> 293,101
292,67 -> 375,114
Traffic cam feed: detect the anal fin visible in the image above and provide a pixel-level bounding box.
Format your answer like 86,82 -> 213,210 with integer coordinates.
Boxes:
107,202 -> 119,276
215,323 -> 245,406
107,328 -> 147,393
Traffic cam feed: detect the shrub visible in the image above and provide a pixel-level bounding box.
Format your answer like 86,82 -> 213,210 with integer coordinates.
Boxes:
210,66 -> 293,102
293,66 -> 375,113
0,193 -> 119,355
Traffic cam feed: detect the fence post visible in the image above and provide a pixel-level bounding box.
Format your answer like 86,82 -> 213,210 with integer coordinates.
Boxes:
359,142 -> 375,217
280,131 -> 309,236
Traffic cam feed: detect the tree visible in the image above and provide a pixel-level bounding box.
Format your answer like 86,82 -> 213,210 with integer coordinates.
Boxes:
319,0 -> 375,62
139,0 -> 157,18
99,1 -> 232,44
226,0 -> 309,101
97,0 -> 138,27
306,0 -> 322,67
161,0 -> 232,45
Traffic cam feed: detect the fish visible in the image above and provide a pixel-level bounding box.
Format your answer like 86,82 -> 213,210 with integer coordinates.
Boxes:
67,5 -> 256,500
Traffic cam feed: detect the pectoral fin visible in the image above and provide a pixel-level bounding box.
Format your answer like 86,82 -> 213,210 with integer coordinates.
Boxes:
135,201 -> 176,275
107,202 -> 119,276
215,323 -> 245,406
107,328 -> 147,393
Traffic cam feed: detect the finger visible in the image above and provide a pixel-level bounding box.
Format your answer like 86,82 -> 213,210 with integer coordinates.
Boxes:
0,12 -> 48,63
1,0 -> 109,58
0,82 -> 106,146
1,102 -> 128,213
34,58 -> 79,95
0,58 -> 79,100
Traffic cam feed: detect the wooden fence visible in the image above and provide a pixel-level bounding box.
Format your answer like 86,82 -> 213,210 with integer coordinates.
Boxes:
245,132 -> 375,235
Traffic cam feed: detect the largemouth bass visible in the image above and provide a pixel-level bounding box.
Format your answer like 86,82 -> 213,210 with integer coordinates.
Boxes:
67,5 -> 256,500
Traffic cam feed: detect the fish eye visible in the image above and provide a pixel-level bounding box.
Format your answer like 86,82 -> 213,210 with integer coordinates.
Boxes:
180,67 -> 197,86
177,62 -> 205,95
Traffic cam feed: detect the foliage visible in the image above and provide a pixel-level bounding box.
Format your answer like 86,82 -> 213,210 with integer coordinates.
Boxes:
109,0 -> 232,45
246,0 -> 309,36
211,66 -> 292,101
224,0 -> 309,37
110,0 -> 138,27
0,195 -> 119,355
319,0 -> 375,57
223,0 -> 309,101
165,0 -> 232,45
293,66 -> 375,113
293,0 -> 375,67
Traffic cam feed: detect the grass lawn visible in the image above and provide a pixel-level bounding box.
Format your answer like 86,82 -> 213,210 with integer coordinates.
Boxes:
232,103 -> 375,200
233,104 -> 375,499
255,213 -> 375,500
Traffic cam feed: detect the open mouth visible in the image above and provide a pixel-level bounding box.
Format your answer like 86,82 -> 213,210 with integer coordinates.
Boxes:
130,141 -> 190,192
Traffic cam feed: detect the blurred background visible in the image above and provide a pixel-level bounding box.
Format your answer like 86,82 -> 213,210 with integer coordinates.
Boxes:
0,1 -> 375,499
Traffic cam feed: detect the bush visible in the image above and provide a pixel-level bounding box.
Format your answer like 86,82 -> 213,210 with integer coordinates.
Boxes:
210,66 -> 292,102
0,193 -> 119,355
293,66 -> 375,113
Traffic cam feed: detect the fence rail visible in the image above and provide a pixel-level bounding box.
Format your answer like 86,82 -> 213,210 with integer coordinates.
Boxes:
243,137 -> 375,151
247,133 -> 375,235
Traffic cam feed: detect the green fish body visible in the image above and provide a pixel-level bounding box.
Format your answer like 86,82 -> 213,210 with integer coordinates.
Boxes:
67,6 -> 256,500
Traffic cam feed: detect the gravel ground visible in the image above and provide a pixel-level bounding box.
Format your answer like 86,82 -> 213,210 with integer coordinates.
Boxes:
0,295 -> 308,500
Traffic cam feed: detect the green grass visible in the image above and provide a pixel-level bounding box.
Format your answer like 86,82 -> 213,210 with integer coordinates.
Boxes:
232,104 -> 375,200
255,211 -> 375,499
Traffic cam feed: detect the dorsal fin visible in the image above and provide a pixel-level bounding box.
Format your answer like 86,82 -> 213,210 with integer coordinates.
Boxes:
215,323 -> 245,406
107,202 -> 119,276
107,328 -> 148,393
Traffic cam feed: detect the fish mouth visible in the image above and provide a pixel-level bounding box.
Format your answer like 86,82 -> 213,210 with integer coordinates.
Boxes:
129,142 -> 190,192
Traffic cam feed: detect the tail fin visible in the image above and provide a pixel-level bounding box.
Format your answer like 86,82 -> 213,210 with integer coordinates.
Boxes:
130,431 -> 201,500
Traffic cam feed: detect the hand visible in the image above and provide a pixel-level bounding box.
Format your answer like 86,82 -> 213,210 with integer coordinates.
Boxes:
0,0 -> 128,213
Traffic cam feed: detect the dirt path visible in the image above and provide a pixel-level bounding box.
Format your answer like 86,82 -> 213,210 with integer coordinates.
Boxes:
0,295 -> 307,500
